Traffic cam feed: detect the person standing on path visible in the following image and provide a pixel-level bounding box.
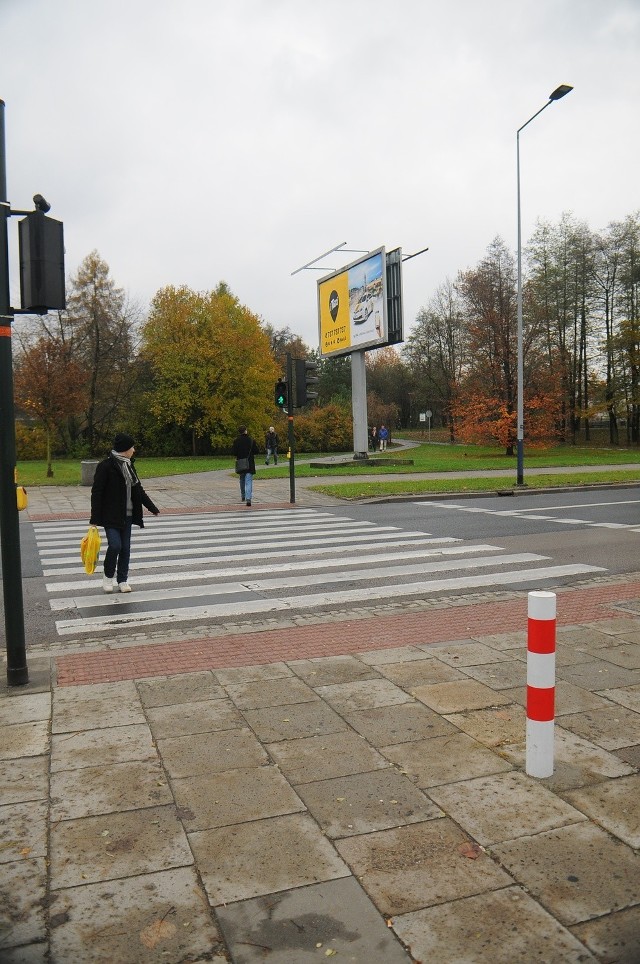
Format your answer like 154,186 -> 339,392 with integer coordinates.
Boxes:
379,424 -> 389,451
233,425 -> 259,506
265,426 -> 279,465
369,425 -> 378,451
90,433 -> 160,593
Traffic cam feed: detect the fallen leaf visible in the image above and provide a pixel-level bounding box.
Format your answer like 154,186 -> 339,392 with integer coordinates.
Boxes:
458,841 -> 482,860
20,847 -> 32,857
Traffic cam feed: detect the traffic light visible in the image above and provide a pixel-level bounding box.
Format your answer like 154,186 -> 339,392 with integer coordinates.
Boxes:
274,379 -> 287,409
295,358 -> 319,407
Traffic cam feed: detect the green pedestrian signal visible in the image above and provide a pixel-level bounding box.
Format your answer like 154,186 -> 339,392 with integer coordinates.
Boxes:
275,379 -> 287,409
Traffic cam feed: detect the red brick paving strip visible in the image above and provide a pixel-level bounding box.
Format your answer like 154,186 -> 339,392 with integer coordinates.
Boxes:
55,580 -> 640,686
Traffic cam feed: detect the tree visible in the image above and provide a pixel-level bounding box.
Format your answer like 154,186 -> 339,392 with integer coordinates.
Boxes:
64,251 -> 140,454
141,284 -> 279,452
456,238 -> 520,454
13,336 -> 87,475
404,279 -> 465,440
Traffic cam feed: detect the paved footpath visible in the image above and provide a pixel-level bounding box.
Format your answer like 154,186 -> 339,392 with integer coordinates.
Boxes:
1,470 -> 640,962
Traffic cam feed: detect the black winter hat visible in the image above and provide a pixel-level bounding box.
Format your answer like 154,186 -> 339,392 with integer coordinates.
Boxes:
113,433 -> 135,452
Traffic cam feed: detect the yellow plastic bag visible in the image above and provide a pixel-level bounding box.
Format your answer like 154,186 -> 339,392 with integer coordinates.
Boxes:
80,525 -> 101,575
16,486 -> 28,511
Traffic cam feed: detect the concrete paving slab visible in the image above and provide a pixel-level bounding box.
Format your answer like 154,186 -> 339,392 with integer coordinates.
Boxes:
392,885 -> 596,963
335,818 -> 512,916
288,655 -> 381,686
295,767 -> 442,838
427,771 -> 586,846
50,805 -> 193,889
189,812 -> 350,905
224,677 -> 319,710
0,721 -> 49,761
548,644 -> 594,667
157,727 -> 268,779
428,641 -> 512,667
214,662 -> 294,686
357,645 -> 433,665
0,943 -> 48,963
411,679 -> 512,713
614,743 -> 640,767
557,625 -> 619,649
343,701 -> 458,746
601,682 -> 640,712
49,866 -> 226,963
571,905 -> 640,963
315,679 -> 414,712
444,704 -> 524,747
171,765 -> 305,831
491,822 -> 640,926
216,876 -> 411,963
241,700 -> 348,742
147,697 -> 243,739
52,680 -> 140,704
457,660 -> 526,689
0,693 -> 50,727
381,732 -> 512,788
50,723 -> 157,772
267,730 -> 388,785
0,756 -> 48,806
0,857 -> 46,952
471,631 -> 525,651
52,692 -> 146,733
50,759 -> 172,821
377,658 -> 464,687
564,773 -> 640,847
596,641 -> 640,669
499,727 -> 635,791
558,659 -> 640,690
584,617 -> 640,635
137,671 -> 225,707
560,705 -> 640,750
0,800 -> 48,864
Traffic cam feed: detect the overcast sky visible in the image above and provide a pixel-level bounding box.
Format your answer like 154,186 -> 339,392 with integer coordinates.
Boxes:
2,0 -> 638,348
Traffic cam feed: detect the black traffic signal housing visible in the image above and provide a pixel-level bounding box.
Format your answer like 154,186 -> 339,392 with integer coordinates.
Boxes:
274,379 -> 288,409
18,210 -> 66,313
295,358 -> 319,407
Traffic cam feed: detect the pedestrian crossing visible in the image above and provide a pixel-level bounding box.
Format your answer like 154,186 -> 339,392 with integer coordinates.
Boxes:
33,508 -> 606,637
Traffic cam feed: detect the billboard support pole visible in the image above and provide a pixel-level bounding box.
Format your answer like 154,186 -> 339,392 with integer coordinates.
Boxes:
351,350 -> 369,460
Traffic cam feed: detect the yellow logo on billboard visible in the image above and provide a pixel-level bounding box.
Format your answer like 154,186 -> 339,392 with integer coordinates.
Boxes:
319,270 -> 350,355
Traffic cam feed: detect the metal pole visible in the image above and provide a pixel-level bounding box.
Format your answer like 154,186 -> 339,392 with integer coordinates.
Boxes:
286,352 -> 295,504
0,100 -> 28,685
515,86 -> 572,486
516,127 -> 524,485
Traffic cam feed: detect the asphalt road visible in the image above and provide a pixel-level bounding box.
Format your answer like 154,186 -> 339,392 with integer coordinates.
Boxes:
5,486 -> 639,653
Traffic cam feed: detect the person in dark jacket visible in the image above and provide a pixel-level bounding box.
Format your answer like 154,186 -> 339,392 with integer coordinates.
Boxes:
265,426 -> 279,465
232,425 -> 259,507
90,433 -> 160,593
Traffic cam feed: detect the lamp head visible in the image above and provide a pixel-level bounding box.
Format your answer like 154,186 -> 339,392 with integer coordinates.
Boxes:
549,84 -> 573,101
33,194 -> 51,213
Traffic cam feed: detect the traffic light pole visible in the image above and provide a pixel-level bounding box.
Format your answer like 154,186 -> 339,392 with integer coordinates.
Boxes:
286,352 -> 295,504
0,100 -> 28,685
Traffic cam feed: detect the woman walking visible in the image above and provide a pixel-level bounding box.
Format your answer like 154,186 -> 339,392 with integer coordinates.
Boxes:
232,425 -> 259,507
90,433 -> 160,593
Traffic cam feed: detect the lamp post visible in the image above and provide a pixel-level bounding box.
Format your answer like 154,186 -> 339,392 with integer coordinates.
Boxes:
516,84 -> 573,485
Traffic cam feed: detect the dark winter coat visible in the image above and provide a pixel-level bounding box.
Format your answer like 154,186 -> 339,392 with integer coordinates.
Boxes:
265,430 -> 279,452
232,433 -> 259,475
90,455 -> 159,529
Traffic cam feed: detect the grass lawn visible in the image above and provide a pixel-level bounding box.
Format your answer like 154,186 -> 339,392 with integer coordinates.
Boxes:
16,443 -> 640,495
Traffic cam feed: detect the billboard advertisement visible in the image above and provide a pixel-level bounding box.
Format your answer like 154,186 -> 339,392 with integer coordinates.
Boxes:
317,247 -> 388,358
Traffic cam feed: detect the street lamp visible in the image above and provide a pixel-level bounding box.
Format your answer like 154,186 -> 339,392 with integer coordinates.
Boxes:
516,83 -> 573,485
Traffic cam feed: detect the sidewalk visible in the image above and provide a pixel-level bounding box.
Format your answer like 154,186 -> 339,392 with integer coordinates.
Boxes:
1,473 -> 639,961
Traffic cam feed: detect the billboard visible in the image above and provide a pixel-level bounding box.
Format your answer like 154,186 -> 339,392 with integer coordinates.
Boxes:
317,247 -> 388,358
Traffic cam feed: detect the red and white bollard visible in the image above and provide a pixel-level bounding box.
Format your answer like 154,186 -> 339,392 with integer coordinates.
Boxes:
526,590 -> 556,778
